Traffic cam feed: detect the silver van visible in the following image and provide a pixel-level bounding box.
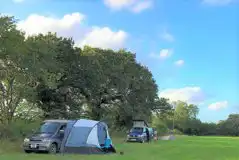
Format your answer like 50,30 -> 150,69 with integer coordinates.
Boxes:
22,120 -> 68,154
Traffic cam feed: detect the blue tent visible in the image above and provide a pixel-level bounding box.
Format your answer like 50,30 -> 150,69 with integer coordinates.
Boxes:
60,119 -> 116,154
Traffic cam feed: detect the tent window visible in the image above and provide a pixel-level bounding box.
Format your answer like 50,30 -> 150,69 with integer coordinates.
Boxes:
66,127 -> 91,147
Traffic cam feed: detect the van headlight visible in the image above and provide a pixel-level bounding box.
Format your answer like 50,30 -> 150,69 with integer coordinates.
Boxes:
24,138 -> 30,142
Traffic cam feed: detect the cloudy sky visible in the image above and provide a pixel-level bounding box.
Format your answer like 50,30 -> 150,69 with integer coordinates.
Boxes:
1,0 -> 238,122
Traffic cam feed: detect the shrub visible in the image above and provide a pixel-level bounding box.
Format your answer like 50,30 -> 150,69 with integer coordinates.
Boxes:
0,120 -> 41,141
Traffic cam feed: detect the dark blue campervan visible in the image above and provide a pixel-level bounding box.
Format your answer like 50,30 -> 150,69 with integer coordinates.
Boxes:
126,120 -> 154,143
126,127 -> 148,143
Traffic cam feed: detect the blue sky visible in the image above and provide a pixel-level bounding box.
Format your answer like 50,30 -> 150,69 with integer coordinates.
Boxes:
1,0 -> 238,122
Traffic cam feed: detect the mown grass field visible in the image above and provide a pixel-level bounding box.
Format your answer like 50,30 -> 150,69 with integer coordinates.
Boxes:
1,136 -> 239,160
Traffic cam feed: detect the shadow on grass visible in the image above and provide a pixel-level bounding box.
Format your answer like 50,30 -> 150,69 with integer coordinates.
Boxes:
0,136 -> 127,154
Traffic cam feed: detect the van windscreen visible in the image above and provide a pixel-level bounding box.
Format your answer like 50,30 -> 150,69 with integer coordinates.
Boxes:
39,122 -> 60,134
130,127 -> 143,133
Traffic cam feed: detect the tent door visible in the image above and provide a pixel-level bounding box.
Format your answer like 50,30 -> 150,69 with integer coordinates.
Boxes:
98,125 -> 107,147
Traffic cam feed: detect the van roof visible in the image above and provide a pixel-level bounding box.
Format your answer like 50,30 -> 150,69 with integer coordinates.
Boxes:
132,119 -> 149,127
44,119 -> 69,123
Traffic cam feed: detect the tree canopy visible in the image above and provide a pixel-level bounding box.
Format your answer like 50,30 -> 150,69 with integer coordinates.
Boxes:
0,15 -> 170,130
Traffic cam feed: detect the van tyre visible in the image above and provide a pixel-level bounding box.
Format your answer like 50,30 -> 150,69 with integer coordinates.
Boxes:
140,139 -> 145,143
24,150 -> 32,154
48,143 -> 57,154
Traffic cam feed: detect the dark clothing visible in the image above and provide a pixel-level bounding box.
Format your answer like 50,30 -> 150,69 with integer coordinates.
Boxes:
146,129 -> 150,142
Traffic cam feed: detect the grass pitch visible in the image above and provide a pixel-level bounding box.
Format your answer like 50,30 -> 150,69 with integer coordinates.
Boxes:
1,136 -> 239,160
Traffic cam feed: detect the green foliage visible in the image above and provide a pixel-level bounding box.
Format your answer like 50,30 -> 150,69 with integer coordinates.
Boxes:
0,15 -> 171,132
153,98 -> 239,136
14,101 -> 43,121
0,15 -> 35,124
0,120 -> 41,140
152,115 -> 169,135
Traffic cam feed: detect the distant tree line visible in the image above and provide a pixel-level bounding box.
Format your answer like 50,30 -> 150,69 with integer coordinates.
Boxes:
153,101 -> 239,136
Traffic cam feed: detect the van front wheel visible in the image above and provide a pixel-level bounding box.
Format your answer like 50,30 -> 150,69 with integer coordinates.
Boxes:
48,143 -> 57,154
140,139 -> 145,143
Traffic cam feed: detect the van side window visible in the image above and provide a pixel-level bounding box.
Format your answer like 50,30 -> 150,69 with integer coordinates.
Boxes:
59,125 -> 66,132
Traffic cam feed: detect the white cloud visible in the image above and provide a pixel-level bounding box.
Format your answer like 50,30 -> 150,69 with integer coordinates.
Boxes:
208,101 -> 228,110
159,87 -> 206,105
159,49 -> 172,58
77,27 -> 128,49
104,0 -> 153,13
104,0 -> 136,10
160,30 -> 174,42
131,0 -> 153,13
13,0 -> 25,3
17,13 -> 86,36
202,0 -> 234,5
150,49 -> 172,59
17,12 -> 128,50
175,60 -> 184,66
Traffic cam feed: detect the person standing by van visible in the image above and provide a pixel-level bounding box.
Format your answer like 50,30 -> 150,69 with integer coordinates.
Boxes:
146,128 -> 150,142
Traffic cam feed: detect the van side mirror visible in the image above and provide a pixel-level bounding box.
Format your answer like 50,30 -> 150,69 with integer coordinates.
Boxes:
59,130 -> 64,135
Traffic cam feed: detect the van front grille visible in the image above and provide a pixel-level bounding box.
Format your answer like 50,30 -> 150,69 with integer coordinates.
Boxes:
30,139 -> 42,142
